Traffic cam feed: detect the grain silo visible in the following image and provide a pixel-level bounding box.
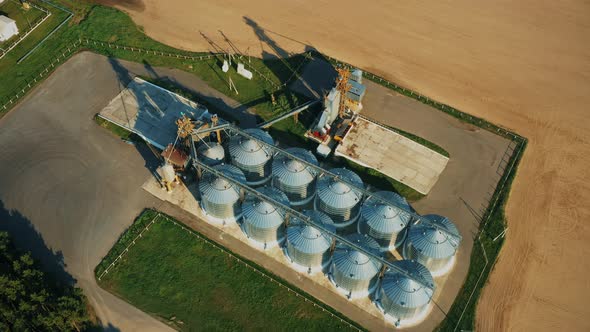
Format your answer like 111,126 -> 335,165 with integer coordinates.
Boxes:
285,210 -> 336,273
377,260 -> 435,327
403,214 -> 460,276
196,141 -> 225,166
315,168 -> 364,228
198,164 -> 246,224
272,148 -> 319,207
358,191 -> 412,251
229,128 -> 274,186
330,233 -> 382,299
241,186 -> 290,249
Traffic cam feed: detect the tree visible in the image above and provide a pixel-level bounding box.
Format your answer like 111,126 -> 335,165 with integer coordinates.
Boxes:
0,232 -> 93,331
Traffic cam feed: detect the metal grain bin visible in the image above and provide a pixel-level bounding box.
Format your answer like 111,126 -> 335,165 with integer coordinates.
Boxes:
285,210 -> 336,272
378,260 -> 435,325
198,164 -> 246,223
196,141 -> 225,166
241,186 -> 290,248
358,191 -> 412,251
315,168 -> 364,227
330,233 -> 382,299
229,128 -> 274,186
272,148 -> 319,206
403,214 -> 460,276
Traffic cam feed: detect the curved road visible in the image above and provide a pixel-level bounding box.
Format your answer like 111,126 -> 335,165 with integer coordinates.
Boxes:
0,52 -> 212,331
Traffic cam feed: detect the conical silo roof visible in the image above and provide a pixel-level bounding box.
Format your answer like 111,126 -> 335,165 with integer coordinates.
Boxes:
242,186 -> 290,229
197,141 -> 225,166
229,128 -> 274,167
407,214 -> 460,259
380,260 -> 435,309
316,168 -> 364,217
332,233 -> 382,280
287,210 -> 335,254
199,164 -> 246,205
361,191 -> 412,234
273,148 -> 318,187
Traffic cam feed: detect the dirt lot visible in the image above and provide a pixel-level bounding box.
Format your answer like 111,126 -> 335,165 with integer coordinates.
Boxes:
104,1 -> 590,330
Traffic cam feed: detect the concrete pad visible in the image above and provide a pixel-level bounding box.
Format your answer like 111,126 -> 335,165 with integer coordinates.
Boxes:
99,77 -> 209,149
335,117 -> 449,194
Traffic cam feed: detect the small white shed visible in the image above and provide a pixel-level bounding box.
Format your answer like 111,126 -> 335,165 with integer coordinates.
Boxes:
0,15 -> 19,42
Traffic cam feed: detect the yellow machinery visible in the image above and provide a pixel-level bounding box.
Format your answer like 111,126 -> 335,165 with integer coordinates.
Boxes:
335,67 -> 351,118
176,114 -> 195,139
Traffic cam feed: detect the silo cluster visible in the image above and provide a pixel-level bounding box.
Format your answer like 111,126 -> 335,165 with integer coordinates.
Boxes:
229,128 -> 274,186
241,186 -> 290,248
403,214 -> 461,277
192,128 -> 462,327
315,168 -> 364,228
358,191 -> 412,251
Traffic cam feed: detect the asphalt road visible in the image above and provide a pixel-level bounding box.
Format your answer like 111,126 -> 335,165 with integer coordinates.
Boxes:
0,52 -> 186,331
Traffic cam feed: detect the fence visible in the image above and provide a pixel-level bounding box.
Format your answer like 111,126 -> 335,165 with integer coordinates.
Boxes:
0,0 -> 52,60
1,39 -> 81,112
97,212 -> 363,332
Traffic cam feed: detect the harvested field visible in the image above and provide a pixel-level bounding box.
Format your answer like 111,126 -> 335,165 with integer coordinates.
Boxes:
102,1 -> 590,330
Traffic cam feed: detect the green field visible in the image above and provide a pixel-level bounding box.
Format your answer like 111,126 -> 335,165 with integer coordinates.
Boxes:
97,210 -> 358,331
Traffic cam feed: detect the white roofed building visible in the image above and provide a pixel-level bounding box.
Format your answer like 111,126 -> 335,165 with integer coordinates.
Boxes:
0,16 -> 18,42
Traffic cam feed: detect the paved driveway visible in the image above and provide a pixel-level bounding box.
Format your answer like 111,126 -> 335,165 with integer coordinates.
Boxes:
0,52 -> 177,331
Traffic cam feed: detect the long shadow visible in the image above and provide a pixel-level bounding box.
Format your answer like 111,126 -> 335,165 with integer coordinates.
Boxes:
241,17 -> 318,109
0,200 -> 117,330
148,75 -> 259,128
0,200 -> 75,286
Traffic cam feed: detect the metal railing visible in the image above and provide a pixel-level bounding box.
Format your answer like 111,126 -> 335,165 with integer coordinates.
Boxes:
192,157 -> 436,291
197,123 -> 462,242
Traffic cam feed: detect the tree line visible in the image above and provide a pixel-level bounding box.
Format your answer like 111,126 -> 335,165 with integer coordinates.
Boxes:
0,232 -> 94,331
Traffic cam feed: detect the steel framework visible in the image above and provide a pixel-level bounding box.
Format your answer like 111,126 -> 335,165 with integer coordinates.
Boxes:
189,124 -> 464,291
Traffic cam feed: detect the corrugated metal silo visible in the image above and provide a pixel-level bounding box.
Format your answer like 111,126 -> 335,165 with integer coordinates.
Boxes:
272,148 -> 319,206
378,260 -> 435,325
285,210 -> 335,272
358,191 -> 412,251
198,164 -> 246,223
315,168 -> 364,228
330,233 -> 382,299
241,186 -> 290,248
196,141 -> 225,166
403,214 -> 460,276
229,128 -> 274,186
